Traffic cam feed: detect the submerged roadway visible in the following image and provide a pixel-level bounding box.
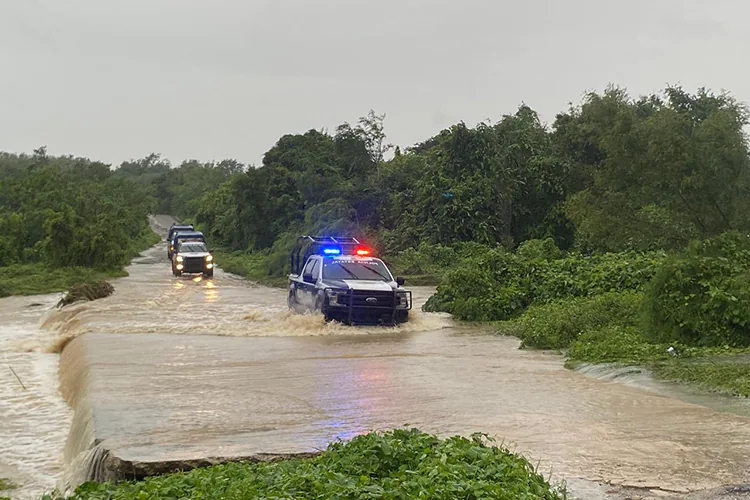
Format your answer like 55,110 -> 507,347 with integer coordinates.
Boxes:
3,215 -> 750,500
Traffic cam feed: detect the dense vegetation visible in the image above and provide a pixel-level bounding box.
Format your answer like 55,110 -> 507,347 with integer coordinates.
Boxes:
121,86 -> 750,282
51,430 -> 564,500
0,148 -> 160,295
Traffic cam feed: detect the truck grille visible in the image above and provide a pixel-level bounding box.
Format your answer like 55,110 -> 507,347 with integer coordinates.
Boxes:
182,257 -> 205,273
350,290 -> 395,308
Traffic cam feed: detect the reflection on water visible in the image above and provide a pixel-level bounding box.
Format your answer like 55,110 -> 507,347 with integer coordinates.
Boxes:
203,280 -> 218,303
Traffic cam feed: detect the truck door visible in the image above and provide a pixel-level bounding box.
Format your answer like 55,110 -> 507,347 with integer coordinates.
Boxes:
299,257 -> 318,310
308,259 -> 322,309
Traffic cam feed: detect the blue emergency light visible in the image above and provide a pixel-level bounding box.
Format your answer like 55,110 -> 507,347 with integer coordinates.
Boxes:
322,247 -> 341,255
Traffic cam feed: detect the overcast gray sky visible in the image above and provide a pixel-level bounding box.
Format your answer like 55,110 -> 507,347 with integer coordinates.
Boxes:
0,0 -> 746,167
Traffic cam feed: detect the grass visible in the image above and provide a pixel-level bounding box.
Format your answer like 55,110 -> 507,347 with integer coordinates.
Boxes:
0,478 -> 19,490
0,265 -> 127,297
49,429 -> 565,500
652,358 -> 750,397
0,477 -> 19,500
212,250 -> 288,288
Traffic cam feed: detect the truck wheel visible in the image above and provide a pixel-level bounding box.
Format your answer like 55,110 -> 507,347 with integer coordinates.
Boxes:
203,269 -> 214,278
287,291 -> 296,310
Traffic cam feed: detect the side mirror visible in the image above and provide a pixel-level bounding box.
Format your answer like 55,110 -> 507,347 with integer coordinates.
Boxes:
209,250 -> 214,254
396,276 -> 405,287
303,273 -> 315,284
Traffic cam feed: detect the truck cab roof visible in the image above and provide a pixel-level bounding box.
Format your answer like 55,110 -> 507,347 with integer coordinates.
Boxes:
167,224 -> 194,240
172,231 -> 205,241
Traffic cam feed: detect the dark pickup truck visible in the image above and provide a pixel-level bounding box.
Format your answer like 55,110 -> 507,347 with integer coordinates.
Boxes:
167,224 -> 194,259
287,236 -> 411,325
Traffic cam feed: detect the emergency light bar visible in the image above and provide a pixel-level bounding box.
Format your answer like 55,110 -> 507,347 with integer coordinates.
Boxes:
320,246 -> 371,257
291,236 -> 374,275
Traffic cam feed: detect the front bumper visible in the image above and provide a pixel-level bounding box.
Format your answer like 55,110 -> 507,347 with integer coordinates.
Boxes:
323,288 -> 412,325
176,257 -> 213,273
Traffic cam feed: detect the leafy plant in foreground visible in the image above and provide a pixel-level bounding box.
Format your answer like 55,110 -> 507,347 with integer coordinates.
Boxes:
61,429 -> 565,500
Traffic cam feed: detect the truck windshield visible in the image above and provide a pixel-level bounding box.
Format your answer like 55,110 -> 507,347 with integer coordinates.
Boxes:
322,260 -> 392,281
178,242 -> 207,253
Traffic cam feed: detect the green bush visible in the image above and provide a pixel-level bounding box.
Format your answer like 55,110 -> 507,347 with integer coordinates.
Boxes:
425,242 -> 663,321
515,238 -> 563,261
643,232 -> 750,347
59,429 -> 564,500
512,292 -> 643,350
389,242 -> 495,277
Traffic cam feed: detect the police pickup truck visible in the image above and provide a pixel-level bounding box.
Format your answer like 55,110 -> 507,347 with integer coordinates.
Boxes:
288,236 -> 411,325
171,239 -> 214,277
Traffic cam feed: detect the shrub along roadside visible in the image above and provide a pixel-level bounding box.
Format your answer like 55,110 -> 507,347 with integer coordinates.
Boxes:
211,249 -> 288,288
47,429 -> 566,500
424,242 -> 665,321
643,232 -> 750,348
512,292 -> 643,350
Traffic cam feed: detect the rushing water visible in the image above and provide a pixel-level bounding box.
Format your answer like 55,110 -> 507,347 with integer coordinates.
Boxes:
0,294 -> 73,499
2,215 -> 750,499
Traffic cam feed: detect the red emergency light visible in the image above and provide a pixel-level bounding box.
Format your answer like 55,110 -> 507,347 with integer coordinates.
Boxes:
355,247 -> 372,256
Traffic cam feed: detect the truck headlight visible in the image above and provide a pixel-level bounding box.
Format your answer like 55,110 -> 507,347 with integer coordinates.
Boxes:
205,255 -> 213,262
397,293 -> 409,308
326,289 -> 347,306
176,255 -> 183,262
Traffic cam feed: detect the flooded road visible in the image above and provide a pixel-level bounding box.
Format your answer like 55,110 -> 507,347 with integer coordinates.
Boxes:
2,215 -> 750,498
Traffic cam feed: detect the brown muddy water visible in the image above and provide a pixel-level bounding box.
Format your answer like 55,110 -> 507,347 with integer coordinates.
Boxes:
2,215 -> 750,499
